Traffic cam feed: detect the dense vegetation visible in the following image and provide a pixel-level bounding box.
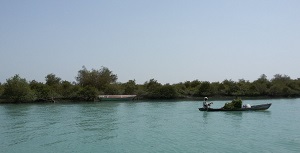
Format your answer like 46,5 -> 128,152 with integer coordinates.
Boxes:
1,66 -> 300,103
223,99 -> 243,109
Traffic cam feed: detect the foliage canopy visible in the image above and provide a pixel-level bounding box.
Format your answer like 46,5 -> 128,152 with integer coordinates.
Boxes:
3,75 -> 36,102
76,66 -> 117,92
1,68 -> 300,103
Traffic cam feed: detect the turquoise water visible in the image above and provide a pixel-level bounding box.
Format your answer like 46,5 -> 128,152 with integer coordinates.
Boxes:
1,99 -> 300,153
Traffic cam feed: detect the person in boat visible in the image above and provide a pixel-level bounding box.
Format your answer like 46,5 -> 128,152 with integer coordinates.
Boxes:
203,97 -> 213,109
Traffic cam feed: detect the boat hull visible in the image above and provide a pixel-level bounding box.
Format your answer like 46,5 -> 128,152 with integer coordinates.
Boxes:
98,95 -> 136,101
199,103 -> 272,112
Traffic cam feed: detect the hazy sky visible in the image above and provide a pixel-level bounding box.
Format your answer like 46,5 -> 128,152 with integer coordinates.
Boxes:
1,0 -> 299,84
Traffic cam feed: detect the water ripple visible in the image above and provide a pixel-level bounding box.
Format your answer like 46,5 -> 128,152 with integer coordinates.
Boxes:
1,100 -> 300,153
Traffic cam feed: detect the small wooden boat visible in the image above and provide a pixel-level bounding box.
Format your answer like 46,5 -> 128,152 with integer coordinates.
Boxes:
98,95 -> 136,101
199,103 -> 272,112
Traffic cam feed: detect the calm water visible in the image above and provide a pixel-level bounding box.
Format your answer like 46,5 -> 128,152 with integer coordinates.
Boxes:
1,99 -> 300,153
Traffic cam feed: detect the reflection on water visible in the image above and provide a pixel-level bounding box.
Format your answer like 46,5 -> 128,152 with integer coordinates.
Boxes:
2,104 -> 32,118
75,103 -> 120,142
202,111 -> 210,124
0,104 -> 33,146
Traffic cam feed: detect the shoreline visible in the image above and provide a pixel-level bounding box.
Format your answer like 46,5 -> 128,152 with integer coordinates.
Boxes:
1,96 -> 299,104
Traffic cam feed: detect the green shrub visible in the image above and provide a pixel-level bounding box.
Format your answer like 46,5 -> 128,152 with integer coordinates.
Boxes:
223,98 -> 242,109
232,98 -> 242,108
223,102 -> 234,109
3,75 -> 36,102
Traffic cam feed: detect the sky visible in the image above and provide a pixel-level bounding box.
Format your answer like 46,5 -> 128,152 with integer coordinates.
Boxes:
1,0 -> 300,84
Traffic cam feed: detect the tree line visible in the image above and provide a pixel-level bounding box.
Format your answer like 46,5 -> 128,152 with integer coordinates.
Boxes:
1,66 -> 300,103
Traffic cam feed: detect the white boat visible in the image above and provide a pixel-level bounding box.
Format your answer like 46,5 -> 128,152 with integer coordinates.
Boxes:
98,95 -> 136,101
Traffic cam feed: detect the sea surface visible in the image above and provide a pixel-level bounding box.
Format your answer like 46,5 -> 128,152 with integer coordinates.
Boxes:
0,99 -> 300,153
